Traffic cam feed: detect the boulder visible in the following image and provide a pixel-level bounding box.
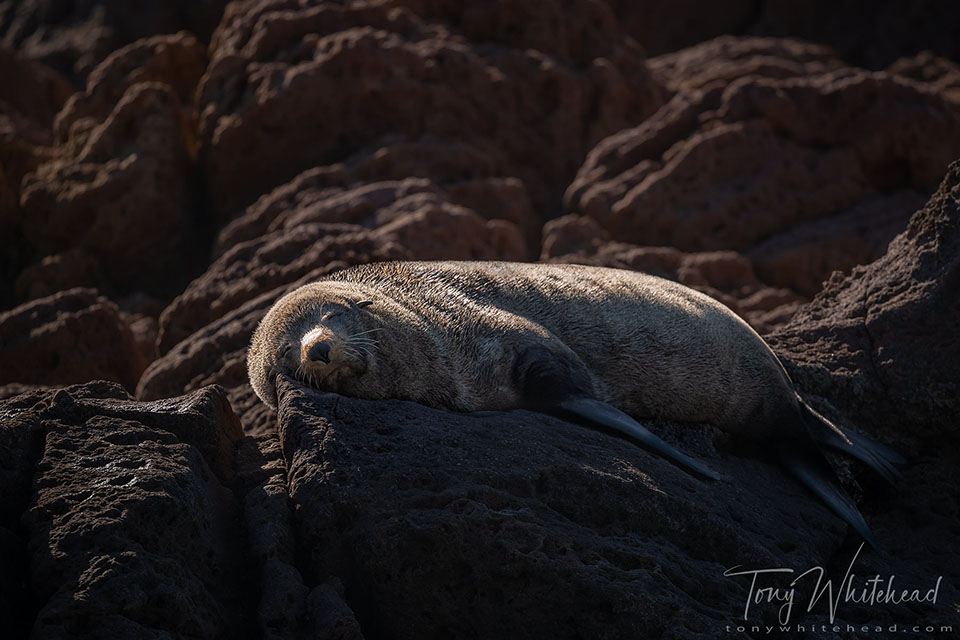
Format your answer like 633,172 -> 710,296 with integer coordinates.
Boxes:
0,288 -> 145,392
566,69 -> 960,296
198,0 -> 662,218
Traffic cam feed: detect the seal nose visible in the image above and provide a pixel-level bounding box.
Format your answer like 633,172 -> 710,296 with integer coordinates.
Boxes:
307,341 -> 331,364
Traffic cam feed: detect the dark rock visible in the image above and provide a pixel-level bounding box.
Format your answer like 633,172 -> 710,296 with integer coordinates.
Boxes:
605,0 -> 960,69
0,288 -> 146,392
888,51 -> 960,105
157,175 -> 530,355
541,213 -> 806,333
0,0 -> 227,85
769,160 -> 960,448
0,44 -> 71,309
566,69 -> 960,296
198,0 -> 662,218
649,35 -> 847,96
274,375 -> 958,636
1,382 -> 247,638
17,33 -> 208,301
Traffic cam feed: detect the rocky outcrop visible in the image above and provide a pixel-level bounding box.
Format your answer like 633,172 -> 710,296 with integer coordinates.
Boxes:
0,382 -> 246,638
156,173 -> 531,354
0,0 -> 226,84
769,160 -> 960,447
197,0 -> 662,219
16,33 -> 208,302
648,36 -> 847,96
0,288 -> 145,392
566,68 -> 960,296
0,45 -> 72,308
888,51 -> 960,105
541,214 -> 805,333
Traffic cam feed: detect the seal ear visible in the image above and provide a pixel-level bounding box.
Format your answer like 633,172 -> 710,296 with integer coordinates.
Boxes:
356,300 -> 373,308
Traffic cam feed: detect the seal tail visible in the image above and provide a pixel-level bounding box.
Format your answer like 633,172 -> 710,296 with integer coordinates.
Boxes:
773,435 -> 877,549
555,396 -> 721,481
798,399 -> 905,485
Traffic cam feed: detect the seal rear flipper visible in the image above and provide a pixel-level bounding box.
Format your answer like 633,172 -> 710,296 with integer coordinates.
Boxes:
799,400 -> 905,485
773,436 -> 877,549
554,397 -> 721,481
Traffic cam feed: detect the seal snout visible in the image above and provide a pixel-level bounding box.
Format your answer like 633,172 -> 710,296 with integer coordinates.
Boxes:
307,341 -> 331,363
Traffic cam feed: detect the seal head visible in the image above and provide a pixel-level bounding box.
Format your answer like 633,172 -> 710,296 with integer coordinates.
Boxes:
248,281 -> 380,409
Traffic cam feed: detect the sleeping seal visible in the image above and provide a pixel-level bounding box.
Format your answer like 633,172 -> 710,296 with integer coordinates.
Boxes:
248,261 -> 903,545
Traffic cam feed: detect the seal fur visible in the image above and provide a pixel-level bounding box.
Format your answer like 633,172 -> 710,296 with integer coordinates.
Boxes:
248,260 -> 903,544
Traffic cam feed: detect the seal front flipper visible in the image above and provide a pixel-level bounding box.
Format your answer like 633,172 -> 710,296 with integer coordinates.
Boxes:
773,433 -> 877,549
512,343 -> 720,481
555,396 -> 721,481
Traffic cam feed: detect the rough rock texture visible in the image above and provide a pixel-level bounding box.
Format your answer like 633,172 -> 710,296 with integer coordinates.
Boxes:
648,36 -> 847,96
0,0 -> 227,85
888,51 -> 960,105
4,2 -> 960,635
198,0 -> 662,218
0,288 -> 145,392
16,33 -> 208,302
0,45 -> 72,308
276,368 -> 958,637
0,382 -> 246,638
769,160 -> 960,446
157,174 -> 530,354
138,290 -> 281,434
566,69 -> 960,296
541,214 -> 805,333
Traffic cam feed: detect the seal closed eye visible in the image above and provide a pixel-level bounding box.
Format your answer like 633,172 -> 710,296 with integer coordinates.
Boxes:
248,260 -> 904,546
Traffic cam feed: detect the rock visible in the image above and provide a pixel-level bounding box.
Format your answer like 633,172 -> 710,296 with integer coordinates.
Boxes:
18,33 -> 208,301
235,433 -> 364,639
157,174 -> 530,354
0,288 -> 146,392
52,32 -> 207,143
541,214 -> 806,333
198,0 -> 662,218
0,0 -> 227,85
566,69 -> 960,296
138,291 -> 280,435
648,36 -> 847,96
0,44 -> 72,308
769,159 -> 960,447
274,374 -> 959,636
1,382 -> 246,638
888,51 -> 960,105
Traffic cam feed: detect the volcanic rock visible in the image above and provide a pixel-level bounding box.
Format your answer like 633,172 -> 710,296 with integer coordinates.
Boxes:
157,173 -> 530,354
0,288 -> 145,392
566,69 -> 960,296
198,0 -> 662,218
541,214 -> 805,333
0,44 -> 71,308
0,0 -> 226,84
17,33 -> 208,301
0,382 -> 246,638
769,160 -> 960,448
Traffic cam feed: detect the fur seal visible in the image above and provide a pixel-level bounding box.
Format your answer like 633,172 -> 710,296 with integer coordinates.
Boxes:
248,261 -> 903,545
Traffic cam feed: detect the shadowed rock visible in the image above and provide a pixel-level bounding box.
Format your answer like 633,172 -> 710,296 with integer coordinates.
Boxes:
0,288 -> 145,392
566,68 -> 960,297
1,382 -> 246,638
